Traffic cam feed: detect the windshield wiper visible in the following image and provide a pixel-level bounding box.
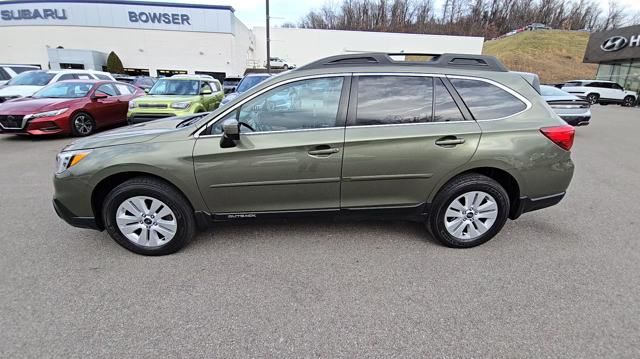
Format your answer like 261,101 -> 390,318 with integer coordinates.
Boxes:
176,114 -> 206,128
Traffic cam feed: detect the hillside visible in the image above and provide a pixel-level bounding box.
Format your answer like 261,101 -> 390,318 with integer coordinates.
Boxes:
483,30 -> 597,83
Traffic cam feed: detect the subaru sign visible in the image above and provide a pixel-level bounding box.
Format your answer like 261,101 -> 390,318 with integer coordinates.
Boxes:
0,2 -> 234,33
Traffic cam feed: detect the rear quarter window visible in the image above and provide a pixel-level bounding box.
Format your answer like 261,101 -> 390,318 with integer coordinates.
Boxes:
450,78 -> 527,120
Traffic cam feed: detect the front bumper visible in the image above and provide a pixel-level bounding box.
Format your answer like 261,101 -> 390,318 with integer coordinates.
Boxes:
53,199 -> 101,230
0,113 -> 70,135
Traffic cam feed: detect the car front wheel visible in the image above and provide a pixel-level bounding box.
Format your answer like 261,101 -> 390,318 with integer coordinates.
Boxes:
71,112 -> 96,137
102,177 -> 196,255
426,173 -> 510,248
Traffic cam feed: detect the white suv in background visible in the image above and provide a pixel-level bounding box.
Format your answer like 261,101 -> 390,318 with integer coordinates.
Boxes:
562,80 -> 637,107
0,64 -> 40,86
0,69 -> 115,103
265,57 -> 296,70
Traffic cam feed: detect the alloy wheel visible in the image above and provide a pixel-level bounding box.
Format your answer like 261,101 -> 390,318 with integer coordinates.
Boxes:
115,196 -> 178,248
74,115 -> 93,135
586,94 -> 598,105
444,191 -> 498,241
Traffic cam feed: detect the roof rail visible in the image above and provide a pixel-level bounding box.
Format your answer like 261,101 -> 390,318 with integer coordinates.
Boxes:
296,53 -> 509,72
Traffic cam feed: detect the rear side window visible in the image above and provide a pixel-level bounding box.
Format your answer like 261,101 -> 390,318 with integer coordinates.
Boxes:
96,84 -> 118,96
434,78 -> 465,122
356,76 -> 433,125
563,82 -> 581,87
115,83 -> 132,95
450,78 -> 527,120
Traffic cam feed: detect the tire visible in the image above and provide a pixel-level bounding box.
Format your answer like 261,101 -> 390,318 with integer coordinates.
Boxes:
586,93 -> 599,105
71,112 -> 96,137
426,173 -> 510,248
283,64 -> 289,70
102,177 -> 196,255
622,96 -> 636,107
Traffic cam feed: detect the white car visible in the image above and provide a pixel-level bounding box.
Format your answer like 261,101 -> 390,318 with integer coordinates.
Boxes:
265,57 -> 295,70
0,64 -> 41,86
561,80 -> 637,107
0,69 -> 115,103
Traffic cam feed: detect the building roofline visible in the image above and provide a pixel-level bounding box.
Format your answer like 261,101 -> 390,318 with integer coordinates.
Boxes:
0,0 -> 235,12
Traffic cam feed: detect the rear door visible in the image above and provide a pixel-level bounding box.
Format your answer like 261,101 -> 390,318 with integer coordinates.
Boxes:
113,83 -> 137,123
340,74 -> 482,209
193,75 -> 350,214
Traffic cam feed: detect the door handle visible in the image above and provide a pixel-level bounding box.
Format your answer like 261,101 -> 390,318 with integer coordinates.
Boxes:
435,136 -> 465,147
308,146 -> 340,156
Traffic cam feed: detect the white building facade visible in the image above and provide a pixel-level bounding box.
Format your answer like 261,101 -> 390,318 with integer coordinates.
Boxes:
0,0 -> 484,79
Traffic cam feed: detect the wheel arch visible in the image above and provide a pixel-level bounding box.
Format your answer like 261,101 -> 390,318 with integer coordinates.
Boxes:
428,166 -> 522,220
91,171 -> 196,230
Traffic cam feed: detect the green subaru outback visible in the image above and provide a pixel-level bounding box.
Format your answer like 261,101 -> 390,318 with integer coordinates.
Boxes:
53,53 -> 575,255
127,76 -> 223,124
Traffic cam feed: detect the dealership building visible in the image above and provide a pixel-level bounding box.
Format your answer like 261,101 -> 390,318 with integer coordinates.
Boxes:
584,24 -> 640,94
0,0 -> 484,79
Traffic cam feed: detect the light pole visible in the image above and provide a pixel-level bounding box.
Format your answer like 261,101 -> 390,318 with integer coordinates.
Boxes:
266,0 -> 271,74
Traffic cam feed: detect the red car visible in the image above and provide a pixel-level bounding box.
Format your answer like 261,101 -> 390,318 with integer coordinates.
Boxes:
0,80 -> 144,136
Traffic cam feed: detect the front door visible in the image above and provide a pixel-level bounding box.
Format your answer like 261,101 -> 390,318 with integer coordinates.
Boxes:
193,75 -> 350,214
90,83 -> 122,126
340,75 -> 482,209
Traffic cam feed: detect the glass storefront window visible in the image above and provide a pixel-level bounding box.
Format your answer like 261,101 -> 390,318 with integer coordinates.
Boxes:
596,60 -> 640,95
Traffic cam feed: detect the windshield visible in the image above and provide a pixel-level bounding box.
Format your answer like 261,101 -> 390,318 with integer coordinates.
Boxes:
7,71 -> 55,86
33,82 -> 94,98
148,79 -> 200,95
540,85 -> 571,97
236,75 -> 269,93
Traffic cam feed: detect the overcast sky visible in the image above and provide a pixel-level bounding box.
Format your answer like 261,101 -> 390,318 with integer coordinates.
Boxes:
149,0 -> 640,27
0,0 -> 638,27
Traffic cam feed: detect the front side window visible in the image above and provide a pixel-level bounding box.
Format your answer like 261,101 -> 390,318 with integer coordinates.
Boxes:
356,76 -> 433,126
211,77 -> 344,133
450,78 -> 527,120
96,84 -> 118,96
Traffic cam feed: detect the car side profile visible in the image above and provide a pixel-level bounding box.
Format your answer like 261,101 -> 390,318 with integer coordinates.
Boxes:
0,80 -> 143,136
561,80 -> 637,106
53,53 -> 575,255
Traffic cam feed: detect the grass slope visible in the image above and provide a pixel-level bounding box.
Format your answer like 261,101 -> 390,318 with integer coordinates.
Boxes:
483,30 -> 597,83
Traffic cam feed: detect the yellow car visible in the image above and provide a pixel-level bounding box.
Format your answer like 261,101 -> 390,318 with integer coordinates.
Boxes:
128,76 -> 223,124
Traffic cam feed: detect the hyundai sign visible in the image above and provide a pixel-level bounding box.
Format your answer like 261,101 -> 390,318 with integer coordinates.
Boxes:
584,24 -> 640,63
0,1 -> 234,33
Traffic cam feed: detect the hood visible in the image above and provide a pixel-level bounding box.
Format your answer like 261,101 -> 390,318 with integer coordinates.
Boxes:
0,85 -> 43,97
64,115 -> 194,151
132,95 -> 200,104
0,97 -> 78,115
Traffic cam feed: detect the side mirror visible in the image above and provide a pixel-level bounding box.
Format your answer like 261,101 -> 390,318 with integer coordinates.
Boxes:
92,93 -> 108,100
201,88 -> 212,95
144,88 -> 150,94
220,118 -> 240,148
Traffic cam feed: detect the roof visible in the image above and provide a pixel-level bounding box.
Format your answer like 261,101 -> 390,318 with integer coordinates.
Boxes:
0,0 -> 235,12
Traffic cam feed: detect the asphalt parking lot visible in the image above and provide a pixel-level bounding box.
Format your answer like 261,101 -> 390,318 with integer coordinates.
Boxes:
1,105 -> 639,357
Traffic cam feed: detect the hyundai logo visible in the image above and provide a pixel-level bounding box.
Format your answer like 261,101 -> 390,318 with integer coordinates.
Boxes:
601,36 -> 628,52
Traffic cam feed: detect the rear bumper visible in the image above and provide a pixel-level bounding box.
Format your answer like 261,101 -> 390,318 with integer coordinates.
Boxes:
561,115 -> 590,126
511,192 -> 565,219
53,199 -> 101,231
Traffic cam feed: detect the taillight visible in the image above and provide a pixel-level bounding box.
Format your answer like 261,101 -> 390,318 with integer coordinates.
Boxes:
540,125 -> 575,151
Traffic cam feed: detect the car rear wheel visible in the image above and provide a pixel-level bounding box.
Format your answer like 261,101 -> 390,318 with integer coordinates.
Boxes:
71,112 -> 96,137
102,177 -> 195,255
586,93 -> 599,105
622,96 -> 636,107
426,173 -> 510,248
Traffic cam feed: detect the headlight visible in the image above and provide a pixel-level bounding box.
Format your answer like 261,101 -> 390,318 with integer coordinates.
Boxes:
129,101 -> 138,109
171,101 -> 192,109
55,150 -> 92,174
24,108 -> 68,121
